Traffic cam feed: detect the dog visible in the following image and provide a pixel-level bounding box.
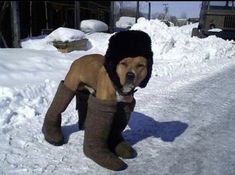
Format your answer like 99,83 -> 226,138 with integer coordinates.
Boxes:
42,30 -> 153,171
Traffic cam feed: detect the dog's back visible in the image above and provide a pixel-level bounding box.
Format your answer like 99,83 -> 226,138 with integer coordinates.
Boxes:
64,54 -> 105,92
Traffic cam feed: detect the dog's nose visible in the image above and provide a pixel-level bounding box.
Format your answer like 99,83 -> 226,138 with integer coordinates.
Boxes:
126,72 -> 135,82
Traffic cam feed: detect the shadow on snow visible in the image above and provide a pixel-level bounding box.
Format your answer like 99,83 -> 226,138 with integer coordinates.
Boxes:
61,111 -> 188,145
123,112 -> 188,145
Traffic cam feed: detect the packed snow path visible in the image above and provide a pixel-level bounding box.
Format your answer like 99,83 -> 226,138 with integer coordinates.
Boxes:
1,63 -> 234,175
136,64 -> 235,175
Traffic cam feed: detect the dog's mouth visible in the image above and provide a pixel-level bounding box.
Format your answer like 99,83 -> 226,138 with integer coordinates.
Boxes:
121,71 -> 136,93
122,83 -> 135,94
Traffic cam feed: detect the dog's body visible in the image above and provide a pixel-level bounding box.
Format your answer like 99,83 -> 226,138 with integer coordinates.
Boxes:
64,54 -> 148,102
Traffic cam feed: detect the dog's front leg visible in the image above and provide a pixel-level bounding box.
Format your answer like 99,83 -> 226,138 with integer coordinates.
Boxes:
83,67 -> 128,171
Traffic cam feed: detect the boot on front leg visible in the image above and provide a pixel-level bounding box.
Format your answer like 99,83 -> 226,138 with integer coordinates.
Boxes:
84,95 -> 127,171
108,99 -> 137,158
115,139 -> 137,159
42,81 -> 75,146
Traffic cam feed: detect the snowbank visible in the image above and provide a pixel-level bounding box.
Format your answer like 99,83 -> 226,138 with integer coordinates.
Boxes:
21,27 -> 86,51
80,19 -> 108,33
21,37 -> 57,51
116,16 -> 136,28
131,17 -> 235,77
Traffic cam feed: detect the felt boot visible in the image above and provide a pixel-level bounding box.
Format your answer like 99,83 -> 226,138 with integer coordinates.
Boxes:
108,99 -> 137,159
83,95 -> 127,171
76,89 -> 90,130
42,81 -> 75,146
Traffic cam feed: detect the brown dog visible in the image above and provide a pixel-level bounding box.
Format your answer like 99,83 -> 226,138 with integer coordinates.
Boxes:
42,30 -> 153,171
64,54 -> 148,102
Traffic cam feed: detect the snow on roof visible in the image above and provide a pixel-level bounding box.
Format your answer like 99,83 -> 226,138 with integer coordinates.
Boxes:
46,27 -> 85,42
80,19 -> 108,33
115,16 -> 136,28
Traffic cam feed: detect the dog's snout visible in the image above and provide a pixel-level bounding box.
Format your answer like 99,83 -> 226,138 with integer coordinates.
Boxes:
126,72 -> 135,81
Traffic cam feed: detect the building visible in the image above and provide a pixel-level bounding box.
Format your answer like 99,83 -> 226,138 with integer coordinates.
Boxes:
0,1 -> 112,48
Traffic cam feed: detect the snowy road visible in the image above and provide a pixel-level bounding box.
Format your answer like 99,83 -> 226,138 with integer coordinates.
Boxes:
128,64 -> 235,175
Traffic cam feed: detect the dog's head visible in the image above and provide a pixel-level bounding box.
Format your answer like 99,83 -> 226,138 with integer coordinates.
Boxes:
104,30 -> 153,94
116,56 -> 148,94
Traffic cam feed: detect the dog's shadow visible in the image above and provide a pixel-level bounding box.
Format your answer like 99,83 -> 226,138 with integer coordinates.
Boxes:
123,112 -> 188,145
61,112 -> 188,145
62,123 -> 79,144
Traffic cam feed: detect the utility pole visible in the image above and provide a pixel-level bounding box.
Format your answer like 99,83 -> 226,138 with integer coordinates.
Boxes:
74,1 -> 80,29
163,3 -> 169,21
148,2 -> 151,20
11,1 -> 21,48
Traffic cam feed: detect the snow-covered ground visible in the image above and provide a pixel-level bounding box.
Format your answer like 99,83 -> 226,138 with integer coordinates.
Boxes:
0,17 -> 235,175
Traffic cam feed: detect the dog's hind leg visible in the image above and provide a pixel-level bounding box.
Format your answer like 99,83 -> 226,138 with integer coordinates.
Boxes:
76,89 -> 90,130
108,99 -> 137,159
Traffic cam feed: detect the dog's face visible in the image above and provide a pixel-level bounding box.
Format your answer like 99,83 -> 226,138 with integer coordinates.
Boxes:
116,56 -> 148,93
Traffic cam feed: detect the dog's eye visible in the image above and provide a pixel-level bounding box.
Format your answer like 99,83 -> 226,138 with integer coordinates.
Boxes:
137,64 -> 145,68
120,62 -> 128,67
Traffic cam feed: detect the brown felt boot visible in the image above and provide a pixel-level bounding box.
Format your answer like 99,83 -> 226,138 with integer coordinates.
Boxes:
83,95 -> 127,171
76,89 -> 90,130
42,81 -> 75,146
108,99 -> 137,159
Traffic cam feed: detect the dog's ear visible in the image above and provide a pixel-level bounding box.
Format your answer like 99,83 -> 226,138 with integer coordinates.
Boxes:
104,30 -> 153,90
139,52 -> 153,88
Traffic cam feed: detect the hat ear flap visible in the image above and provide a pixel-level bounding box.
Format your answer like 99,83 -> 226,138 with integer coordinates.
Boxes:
139,53 -> 153,88
104,54 -> 123,90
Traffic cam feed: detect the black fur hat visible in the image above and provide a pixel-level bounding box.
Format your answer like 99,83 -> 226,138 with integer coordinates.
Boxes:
104,30 -> 153,91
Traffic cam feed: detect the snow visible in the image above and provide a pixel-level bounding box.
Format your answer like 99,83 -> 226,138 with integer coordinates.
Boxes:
115,16 -> 136,28
21,27 -> 86,51
0,18 -> 235,174
208,28 -> 223,32
80,19 -> 108,33
46,27 -> 85,42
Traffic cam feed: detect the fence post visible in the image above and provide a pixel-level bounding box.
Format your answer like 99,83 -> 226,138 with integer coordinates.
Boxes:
74,1 -> 80,29
136,1 -> 140,23
109,1 -> 114,33
11,1 -> 21,48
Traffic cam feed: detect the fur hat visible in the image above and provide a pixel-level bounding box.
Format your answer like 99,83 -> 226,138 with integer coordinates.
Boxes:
104,30 -> 153,91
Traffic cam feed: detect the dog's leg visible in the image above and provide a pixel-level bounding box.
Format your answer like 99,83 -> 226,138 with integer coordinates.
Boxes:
42,81 -> 75,146
42,60 -> 81,146
108,99 -> 137,159
83,95 -> 127,171
76,89 -> 90,130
